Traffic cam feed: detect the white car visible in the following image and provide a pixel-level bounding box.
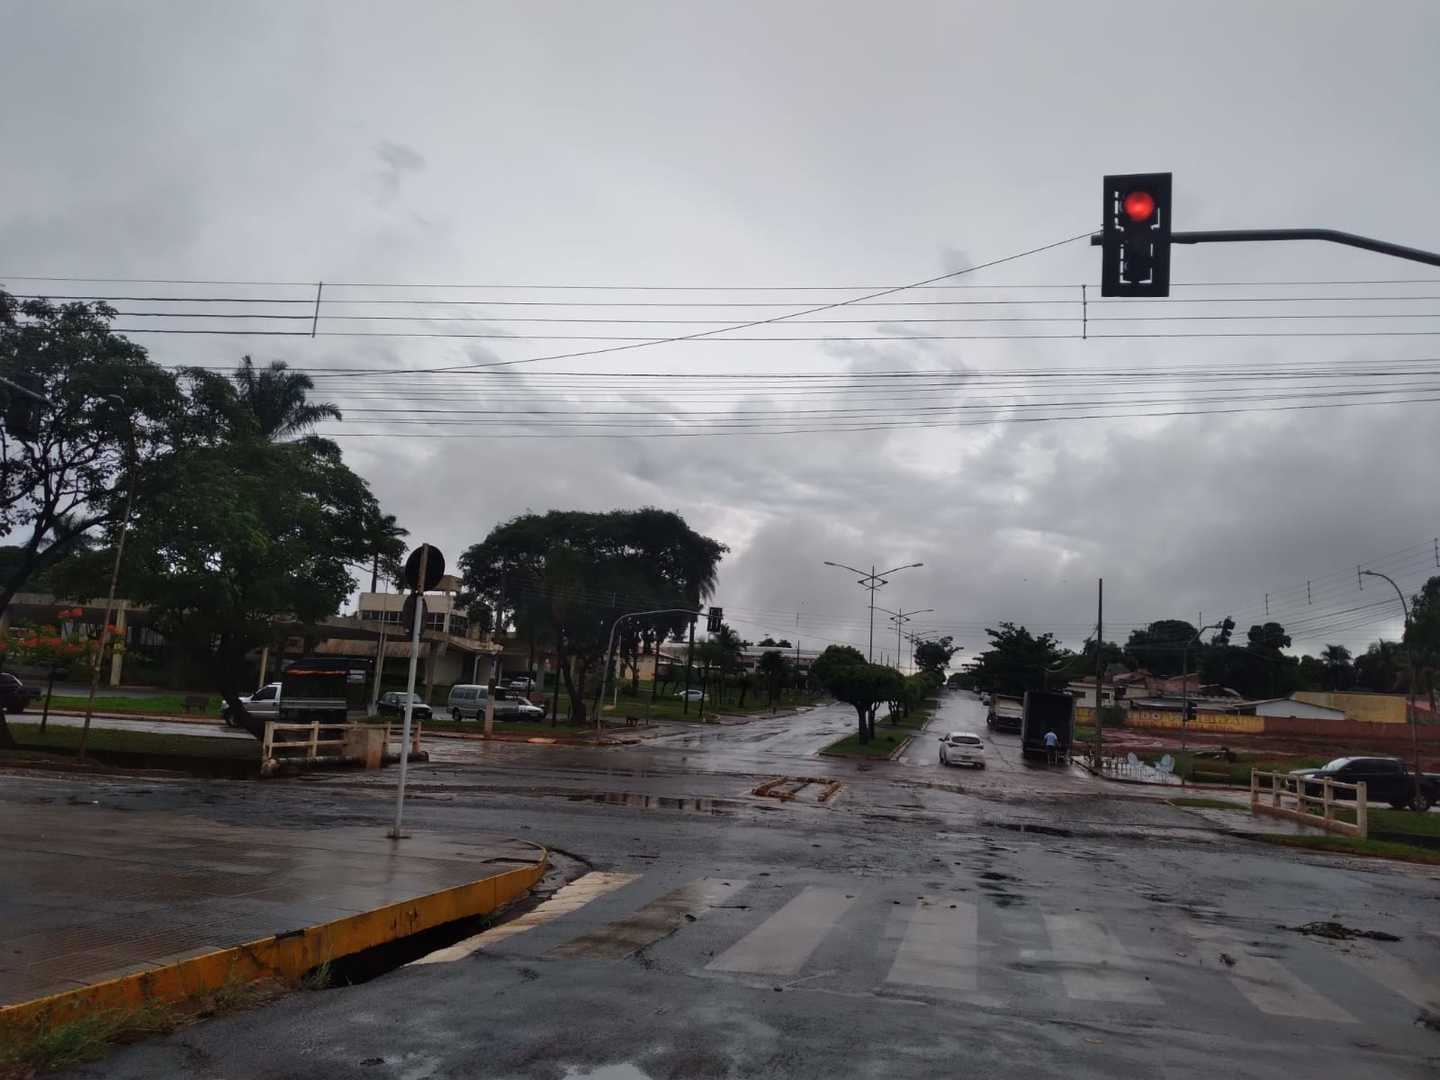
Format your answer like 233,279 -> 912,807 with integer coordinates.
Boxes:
675,689 -> 705,702
939,731 -> 986,768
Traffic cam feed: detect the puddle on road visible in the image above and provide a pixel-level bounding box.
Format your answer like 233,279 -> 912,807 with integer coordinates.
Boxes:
563,792 -> 743,814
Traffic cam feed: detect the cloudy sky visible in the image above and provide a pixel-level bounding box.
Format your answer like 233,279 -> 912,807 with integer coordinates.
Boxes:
4,1 -> 1440,662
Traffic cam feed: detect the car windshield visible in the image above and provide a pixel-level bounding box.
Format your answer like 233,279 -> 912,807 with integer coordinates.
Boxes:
953,735 -> 981,745
1321,758 -> 1356,771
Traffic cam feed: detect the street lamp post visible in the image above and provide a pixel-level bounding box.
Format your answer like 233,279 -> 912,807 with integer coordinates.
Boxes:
596,607 -> 702,732
880,607 -> 933,672
822,560 -> 924,662
1361,570 -> 1424,809
78,400 -> 136,761
1180,618 -> 1231,786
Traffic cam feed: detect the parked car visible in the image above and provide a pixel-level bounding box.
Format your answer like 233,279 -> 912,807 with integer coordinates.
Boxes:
1290,756 -> 1439,811
0,673 -> 40,714
979,692 -> 991,706
448,684 -> 544,721
507,675 -> 535,692
220,682 -> 282,727
376,691 -> 433,723
939,731 -> 986,768
676,689 -> 705,702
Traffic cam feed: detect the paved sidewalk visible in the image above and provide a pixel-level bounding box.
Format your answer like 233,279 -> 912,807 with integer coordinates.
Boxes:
0,800 -> 545,1023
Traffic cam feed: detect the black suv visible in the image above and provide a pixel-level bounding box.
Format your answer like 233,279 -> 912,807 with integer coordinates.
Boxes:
376,691 -> 433,723
1291,756 -> 1439,812
0,673 -> 40,714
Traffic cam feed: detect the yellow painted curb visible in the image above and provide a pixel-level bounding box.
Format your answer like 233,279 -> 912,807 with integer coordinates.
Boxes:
0,849 -> 547,1032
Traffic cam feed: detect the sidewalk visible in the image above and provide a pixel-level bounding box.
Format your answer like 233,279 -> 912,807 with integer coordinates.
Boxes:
0,801 -> 545,1028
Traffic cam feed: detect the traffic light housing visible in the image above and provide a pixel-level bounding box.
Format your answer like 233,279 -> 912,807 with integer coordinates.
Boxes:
707,606 -> 723,634
1101,172 -> 1172,297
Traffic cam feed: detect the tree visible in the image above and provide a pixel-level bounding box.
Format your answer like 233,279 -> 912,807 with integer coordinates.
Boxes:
1,291 -> 183,617
230,356 -> 342,441
757,649 -> 790,710
1355,639 -> 1406,692
813,644 -> 865,689
459,509 -> 726,725
813,647 -> 902,744
117,434 -> 388,736
968,623 -> 1067,696
1124,620 -> 1198,676
912,635 -> 959,678
368,513 -> 409,592
1319,644 -> 1354,691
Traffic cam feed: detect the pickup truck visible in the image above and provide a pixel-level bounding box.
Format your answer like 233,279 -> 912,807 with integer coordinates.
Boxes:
1291,756 -> 1439,812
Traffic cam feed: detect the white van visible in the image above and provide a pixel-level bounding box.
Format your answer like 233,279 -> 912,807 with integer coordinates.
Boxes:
447,684 -> 491,721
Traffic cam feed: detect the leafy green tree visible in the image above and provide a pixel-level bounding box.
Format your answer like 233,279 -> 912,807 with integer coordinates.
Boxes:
969,623 -> 1067,696
1354,639 -> 1406,692
230,355 -> 341,441
912,635 -> 959,677
813,644 -> 865,689
368,513 -> 409,591
1295,654 -> 1327,691
1123,620 -> 1198,676
757,649 -> 790,710
1319,644 -> 1354,690
459,509 -> 726,724
0,291 -> 183,615
118,436 -> 387,736
820,658 -> 903,743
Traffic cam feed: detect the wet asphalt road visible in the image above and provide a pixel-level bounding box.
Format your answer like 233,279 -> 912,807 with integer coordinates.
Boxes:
20,690 -> 1440,1079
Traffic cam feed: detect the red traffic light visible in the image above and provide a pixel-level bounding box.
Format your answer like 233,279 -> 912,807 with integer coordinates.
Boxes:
1123,190 -> 1156,222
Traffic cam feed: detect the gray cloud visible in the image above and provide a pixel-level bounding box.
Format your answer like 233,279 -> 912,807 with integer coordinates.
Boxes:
2,0 -> 1438,667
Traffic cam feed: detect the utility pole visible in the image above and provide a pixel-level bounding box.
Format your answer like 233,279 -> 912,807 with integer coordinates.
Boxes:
682,614 -> 696,716
1094,578 -> 1104,768
1361,570 -> 1423,808
78,405 -> 136,761
822,559 -> 924,662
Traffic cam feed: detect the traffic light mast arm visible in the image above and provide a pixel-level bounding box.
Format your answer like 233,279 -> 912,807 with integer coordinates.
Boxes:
1090,227 -> 1440,269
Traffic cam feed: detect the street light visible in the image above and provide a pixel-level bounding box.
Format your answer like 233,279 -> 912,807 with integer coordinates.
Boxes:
822,560 -> 924,662
1361,570 -> 1425,809
78,396 -> 137,761
879,607 -> 933,673
1180,618 -> 1233,786
595,607 -> 702,731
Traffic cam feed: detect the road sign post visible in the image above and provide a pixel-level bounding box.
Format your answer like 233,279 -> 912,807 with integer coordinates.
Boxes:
390,543 -> 443,840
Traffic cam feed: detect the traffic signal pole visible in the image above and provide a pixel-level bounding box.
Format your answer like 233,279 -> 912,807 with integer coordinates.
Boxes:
1091,227 -> 1440,268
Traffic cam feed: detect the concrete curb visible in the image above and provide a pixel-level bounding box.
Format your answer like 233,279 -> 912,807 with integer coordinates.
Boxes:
0,844 -> 548,1033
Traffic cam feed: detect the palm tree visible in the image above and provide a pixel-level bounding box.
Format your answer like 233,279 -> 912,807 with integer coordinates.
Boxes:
369,513 -> 409,592
1319,643 -> 1352,690
232,355 -> 341,441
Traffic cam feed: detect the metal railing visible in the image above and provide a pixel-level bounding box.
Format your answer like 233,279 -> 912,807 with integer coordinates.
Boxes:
383,719 -> 425,756
1251,770 -> 1368,839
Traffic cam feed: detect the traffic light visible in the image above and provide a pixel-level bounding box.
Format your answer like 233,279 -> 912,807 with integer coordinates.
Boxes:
707,606 -> 723,634
1215,617 -> 1236,647
1101,172 -> 1172,297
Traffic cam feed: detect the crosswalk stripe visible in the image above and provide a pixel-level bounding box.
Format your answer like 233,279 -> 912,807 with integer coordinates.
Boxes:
549,877 -> 748,960
707,887 -> 854,976
1042,913 -> 1159,1003
412,871 -> 641,965
885,897 -> 978,991
1336,942 -> 1440,1013
1186,923 -> 1355,1022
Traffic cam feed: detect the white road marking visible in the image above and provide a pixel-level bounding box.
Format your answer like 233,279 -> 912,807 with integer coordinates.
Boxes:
1186,923 -> 1355,1022
706,887 -> 854,976
884,897 -> 979,991
550,877 -> 748,959
1336,942 -> 1440,1012
412,871 -> 641,965
1042,913 -> 1159,1003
